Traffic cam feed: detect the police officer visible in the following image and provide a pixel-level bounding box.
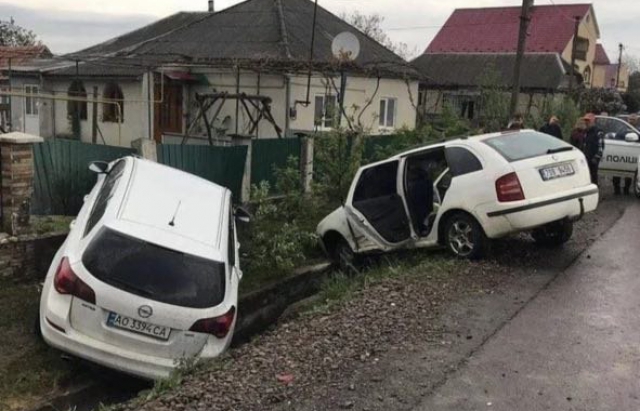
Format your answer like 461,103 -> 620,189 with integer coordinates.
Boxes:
582,113 -> 605,185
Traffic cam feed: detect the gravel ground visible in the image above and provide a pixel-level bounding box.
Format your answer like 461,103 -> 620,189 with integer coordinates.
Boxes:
124,195 -> 629,411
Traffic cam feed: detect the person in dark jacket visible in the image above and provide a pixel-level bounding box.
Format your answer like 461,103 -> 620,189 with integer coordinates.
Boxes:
539,115 -> 563,139
570,119 -> 587,150
582,113 -> 605,185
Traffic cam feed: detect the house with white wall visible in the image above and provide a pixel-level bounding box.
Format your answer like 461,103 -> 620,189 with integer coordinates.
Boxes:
1,0 -> 419,148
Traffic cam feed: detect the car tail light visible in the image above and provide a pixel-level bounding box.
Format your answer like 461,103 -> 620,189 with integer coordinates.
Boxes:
496,172 -> 525,202
53,257 -> 96,304
189,306 -> 236,338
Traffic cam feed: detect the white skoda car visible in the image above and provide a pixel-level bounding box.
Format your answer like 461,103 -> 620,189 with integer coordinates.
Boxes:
40,157 -> 246,379
317,130 -> 599,265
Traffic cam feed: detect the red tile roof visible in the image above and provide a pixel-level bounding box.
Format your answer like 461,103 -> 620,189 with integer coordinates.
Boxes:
425,4 -> 593,54
0,45 -> 52,67
593,44 -> 610,65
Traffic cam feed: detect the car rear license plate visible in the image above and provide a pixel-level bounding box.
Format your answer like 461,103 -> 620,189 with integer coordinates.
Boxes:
540,163 -> 575,181
106,312 -> 171,341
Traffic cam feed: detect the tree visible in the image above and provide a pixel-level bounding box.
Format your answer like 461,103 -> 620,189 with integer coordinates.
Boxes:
340,11 -> 416,60
623,71 -> 640,113
0,18 -> 39,47
578,88 -> 626,115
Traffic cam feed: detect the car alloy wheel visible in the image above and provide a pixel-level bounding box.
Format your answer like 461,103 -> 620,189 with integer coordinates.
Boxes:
447,220 -> 475,257
444,213 -> 487,260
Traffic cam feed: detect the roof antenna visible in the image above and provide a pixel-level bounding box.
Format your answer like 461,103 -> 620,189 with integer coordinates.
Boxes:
168,201 -> 182,227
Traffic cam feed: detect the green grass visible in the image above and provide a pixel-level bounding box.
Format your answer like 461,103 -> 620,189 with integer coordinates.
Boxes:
26,215 -> 73,236
0,279 -> 86,411
314,250 -> 466,311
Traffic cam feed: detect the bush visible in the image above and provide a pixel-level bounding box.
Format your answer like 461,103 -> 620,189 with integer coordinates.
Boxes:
313,130 -> 363,202
577,88 -> 626,115
534,95 -> 581,140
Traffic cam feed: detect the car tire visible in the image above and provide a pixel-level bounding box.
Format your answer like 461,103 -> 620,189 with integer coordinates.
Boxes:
443,213 -> 487,260
332,238 -> 359,274
532,220 -> 574,246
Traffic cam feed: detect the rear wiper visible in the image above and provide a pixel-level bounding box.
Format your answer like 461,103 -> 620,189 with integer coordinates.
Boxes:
108,277 -> 155,297
547,147 -> 574,154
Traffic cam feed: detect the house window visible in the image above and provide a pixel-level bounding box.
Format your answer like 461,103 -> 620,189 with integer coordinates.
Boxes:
314,94 -> 337,129
103,83 -> 124,123
67,80 -> 88,120
575,37 -> 590,61
443,93 -> 476,120
25,85 -> 39,116
379,98 -> 397,128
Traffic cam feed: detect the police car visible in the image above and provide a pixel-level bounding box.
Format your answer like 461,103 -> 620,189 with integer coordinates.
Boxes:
595,116 -> 640,196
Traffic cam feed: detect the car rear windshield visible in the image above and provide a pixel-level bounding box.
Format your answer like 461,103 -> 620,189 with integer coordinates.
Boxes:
483,132 -> 572,162
82,228 -> 225,309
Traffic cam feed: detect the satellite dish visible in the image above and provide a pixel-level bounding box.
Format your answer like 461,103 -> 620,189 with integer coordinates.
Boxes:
331,32 -> 361,61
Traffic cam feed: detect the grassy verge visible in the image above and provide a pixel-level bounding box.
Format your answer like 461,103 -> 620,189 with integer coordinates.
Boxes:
26,215 -> 73,236
0,278 -> 86,411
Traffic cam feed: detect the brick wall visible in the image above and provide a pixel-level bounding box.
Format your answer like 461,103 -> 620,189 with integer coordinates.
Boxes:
0,233 -> 66,281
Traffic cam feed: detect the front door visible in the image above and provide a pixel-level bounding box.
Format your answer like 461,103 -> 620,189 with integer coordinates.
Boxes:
154,76 -> 184,143
345,159 -> 412,250
24,85 -> 39,135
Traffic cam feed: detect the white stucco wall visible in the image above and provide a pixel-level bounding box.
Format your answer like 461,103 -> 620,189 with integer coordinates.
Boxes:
46,79 -> 148,147
186,69 -> 418,140
8,68 -> 419,146
287,75 -> 419,134
187,69 -> 288,140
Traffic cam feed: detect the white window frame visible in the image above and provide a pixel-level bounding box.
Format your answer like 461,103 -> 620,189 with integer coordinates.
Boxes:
379,97 -> 397,130
314,94 -> 338,130
25,85 -> 39,116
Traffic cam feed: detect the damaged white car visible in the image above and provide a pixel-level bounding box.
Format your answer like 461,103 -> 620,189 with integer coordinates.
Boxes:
317,130 -> 599,266
39,157 -> 248,379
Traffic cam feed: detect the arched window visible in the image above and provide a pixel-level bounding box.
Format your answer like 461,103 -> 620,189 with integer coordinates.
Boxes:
67,80 -> 87,120
583,67 -> 592,85
103,83 -> 124,123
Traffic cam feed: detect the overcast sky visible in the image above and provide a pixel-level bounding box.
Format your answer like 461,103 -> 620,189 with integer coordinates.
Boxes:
1,0 -> 637,61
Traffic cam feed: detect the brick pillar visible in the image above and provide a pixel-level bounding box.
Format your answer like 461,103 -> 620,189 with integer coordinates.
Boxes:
131,138 -> 158,162
0,132 -> 44,235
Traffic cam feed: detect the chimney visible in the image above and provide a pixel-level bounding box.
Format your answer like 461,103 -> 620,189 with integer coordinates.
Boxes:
208,0 -> 214,12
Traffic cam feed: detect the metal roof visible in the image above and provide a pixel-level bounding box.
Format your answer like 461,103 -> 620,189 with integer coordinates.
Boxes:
425,4 -> 595,54
412,53 -> 572,91
64,0 -> 416,78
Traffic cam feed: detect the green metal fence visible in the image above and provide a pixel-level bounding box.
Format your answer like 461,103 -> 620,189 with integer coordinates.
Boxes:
32,139 -> 135,216
157,144 -> 248,200
251,138 -> 301,189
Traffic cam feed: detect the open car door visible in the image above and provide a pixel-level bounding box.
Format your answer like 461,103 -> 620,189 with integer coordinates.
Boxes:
345,159 -> 412,251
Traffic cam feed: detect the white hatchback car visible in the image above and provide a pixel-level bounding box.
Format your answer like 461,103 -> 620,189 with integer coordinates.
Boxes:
317,130 -> 599,265
40,157 -> 246,379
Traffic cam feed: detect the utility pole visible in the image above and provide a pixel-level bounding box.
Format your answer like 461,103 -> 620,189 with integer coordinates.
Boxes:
510,0 -> 534,117
568,16 -> 580,93
616,43 -> 624,90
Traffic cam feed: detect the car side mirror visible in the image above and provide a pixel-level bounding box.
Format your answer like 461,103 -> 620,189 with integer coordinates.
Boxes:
625,133 -> 639,142
89,161 -> 110,174
234,206 -> 251,223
